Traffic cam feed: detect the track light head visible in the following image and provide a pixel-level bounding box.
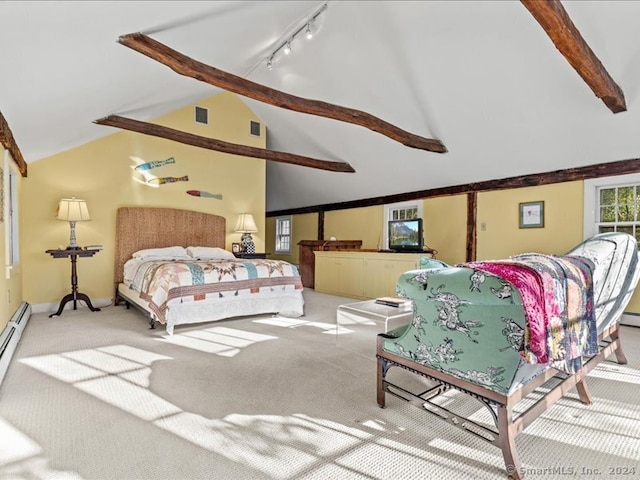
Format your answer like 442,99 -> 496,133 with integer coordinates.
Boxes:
283,42 -> 292,55
266,57 -> 273,70
305,24 -> 313,40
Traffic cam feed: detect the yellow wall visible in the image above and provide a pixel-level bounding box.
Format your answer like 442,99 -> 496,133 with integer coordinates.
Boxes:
324,205 -> 383,250
0,149 -> 25,330
21,92 -> 266,306
423,195 -> 467,265
477,182 -> 584,259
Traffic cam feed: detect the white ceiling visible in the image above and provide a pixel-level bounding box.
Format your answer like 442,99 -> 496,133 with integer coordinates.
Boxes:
2,1 -> 640,212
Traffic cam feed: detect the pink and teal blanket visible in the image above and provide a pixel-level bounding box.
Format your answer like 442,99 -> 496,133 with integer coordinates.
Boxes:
463,254 -> 596,373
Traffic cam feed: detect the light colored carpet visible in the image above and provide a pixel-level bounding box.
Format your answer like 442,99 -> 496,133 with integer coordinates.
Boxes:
0,290 -> 639,480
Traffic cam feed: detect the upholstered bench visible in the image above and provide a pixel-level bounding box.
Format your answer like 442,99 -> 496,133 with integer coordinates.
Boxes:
377,232 -> 640,479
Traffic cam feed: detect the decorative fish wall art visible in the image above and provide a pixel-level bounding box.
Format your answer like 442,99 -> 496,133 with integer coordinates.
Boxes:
147,175 -> 189,185
187,190 -> 223,200
134,157 -> 176,171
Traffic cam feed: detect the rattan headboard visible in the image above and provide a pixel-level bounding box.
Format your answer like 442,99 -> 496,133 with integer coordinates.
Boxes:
114,207 -> 226,288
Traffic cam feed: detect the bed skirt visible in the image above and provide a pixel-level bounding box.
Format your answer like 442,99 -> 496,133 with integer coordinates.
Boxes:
117,283 -> 305,335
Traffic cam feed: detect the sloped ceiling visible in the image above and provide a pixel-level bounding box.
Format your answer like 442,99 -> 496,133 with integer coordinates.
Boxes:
2,1 -> 640,212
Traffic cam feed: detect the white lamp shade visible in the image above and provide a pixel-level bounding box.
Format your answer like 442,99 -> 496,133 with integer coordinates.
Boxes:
56,198 -> 91,222
234,213 -> 258,233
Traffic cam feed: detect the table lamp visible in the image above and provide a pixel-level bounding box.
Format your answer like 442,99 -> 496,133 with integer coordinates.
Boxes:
235,213 -> 258,253
56,197 -> 91,249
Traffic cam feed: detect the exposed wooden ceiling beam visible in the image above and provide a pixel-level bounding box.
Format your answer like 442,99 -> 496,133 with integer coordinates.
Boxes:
0,111 -> 28,177
118,32 -> 447,153
94,115 -> 355,173
521,0 -> 626,114
267,157 -> 640,216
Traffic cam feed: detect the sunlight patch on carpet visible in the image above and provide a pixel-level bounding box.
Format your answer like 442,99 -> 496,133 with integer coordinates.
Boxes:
159,325 -> 277,356
0,417 -> 84,479
586,362 -> 640,384
254,316 -> 342,335
18,344 -> 428,480
0,417 -> 41,464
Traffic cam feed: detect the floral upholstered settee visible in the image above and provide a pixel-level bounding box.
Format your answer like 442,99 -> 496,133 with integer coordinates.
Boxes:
376,232 -> 640,479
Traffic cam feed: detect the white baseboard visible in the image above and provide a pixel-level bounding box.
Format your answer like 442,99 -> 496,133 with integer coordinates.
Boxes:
30,298 -> 114,315
1,302 -> 32,387
621,313 -> 640,327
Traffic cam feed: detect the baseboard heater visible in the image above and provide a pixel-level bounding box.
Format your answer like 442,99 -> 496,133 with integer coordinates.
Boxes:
0,302 -> 32,389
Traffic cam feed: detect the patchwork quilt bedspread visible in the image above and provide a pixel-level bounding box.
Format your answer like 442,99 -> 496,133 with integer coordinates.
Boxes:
125,258 -> 303,324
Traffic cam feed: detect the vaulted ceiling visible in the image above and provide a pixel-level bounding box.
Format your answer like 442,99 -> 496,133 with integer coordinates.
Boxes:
2,1 -> 640,212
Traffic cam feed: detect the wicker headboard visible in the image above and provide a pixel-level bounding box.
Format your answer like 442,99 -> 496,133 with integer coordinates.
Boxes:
114,207 -> 226,288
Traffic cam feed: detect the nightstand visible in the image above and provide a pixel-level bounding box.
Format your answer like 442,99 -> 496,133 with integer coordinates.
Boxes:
46,247 -> 102,317
234,252 -> 267,259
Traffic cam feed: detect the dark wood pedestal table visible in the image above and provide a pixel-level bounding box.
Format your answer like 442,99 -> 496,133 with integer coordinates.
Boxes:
46,248 -> 101,317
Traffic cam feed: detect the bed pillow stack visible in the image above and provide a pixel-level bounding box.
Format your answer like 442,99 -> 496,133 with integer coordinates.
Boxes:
132,246 -> 191,260
187,246 -> 236,260
130,246 -> 236,261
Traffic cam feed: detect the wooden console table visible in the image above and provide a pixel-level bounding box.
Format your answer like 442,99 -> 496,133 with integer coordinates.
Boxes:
46,248 -> 101,317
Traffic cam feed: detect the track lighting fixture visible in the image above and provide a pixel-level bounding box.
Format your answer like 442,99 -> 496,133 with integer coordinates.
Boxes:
265,2 -> 327,70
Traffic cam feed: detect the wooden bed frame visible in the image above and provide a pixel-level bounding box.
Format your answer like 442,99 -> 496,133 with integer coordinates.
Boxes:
113,206 -> 305,334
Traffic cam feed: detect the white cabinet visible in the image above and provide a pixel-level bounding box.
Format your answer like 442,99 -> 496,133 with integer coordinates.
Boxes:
314,251 -> 429,299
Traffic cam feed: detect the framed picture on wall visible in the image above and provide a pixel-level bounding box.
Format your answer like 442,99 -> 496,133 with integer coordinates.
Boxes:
232,243 -> 241,253
519,201 -> 544,228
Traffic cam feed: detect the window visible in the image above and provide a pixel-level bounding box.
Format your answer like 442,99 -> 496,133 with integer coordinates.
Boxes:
382,201 -> 422,249
4,151 -> 20,273
584,173 -> 640,244
194,106 -> 208,124
275,216 -> 292,254
389,204 -> 419,221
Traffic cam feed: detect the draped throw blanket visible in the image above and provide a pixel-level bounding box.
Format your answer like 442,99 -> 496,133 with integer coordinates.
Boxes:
462,254 -> 596,373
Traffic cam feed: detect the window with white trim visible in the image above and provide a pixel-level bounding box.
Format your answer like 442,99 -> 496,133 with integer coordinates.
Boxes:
383,201 -> 422,249
275,216 -> 292,254
4,151 -> 20,271
584,173 -> 640,245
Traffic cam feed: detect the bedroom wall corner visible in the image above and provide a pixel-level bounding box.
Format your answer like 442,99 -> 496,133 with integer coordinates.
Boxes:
20,91 -> 267,308
267,212 -> 318,265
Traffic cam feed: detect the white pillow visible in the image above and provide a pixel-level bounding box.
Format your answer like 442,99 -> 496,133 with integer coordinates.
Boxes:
187,246 -> 235,260
132,246 -> 190,260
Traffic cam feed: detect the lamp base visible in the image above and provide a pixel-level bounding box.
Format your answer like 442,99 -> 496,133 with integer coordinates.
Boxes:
240,233 -> 255,254
68,221 -> 80,250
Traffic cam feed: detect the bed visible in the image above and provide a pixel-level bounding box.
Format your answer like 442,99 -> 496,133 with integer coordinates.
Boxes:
114,207 -> 304,334
376,232 -> 640,479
